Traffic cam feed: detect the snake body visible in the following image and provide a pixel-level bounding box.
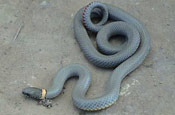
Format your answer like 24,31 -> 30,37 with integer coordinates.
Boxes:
22,2 -> 150,111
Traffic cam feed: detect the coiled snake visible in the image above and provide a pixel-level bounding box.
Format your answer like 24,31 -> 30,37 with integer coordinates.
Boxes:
22,1 -> 150,111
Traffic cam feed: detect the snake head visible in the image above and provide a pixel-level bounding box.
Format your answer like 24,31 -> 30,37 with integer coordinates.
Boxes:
22,87 -> 46,100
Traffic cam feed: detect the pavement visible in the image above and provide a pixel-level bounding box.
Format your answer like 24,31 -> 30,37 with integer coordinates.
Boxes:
0,0 -> 175,115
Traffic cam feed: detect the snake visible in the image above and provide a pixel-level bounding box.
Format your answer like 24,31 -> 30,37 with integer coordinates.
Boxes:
22,1 -> 150,111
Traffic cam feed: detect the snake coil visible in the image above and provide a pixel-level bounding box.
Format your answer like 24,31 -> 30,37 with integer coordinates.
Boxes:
22,2 -> 150,111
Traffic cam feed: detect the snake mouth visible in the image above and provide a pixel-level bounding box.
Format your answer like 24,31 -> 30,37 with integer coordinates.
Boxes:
22,91 -> 30,97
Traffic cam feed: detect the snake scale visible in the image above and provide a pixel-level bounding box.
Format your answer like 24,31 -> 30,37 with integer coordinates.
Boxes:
22,1 -> 150,111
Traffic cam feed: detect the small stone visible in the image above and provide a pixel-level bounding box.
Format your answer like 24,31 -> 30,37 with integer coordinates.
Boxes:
38,100 -> 43,105
47,104 -> 52,108
4,27 -> 8,29
4,52 -> 7,55
40,1 -> 47,8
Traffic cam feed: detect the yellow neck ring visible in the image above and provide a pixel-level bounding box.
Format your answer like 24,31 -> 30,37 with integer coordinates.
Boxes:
40,89 -> 46,99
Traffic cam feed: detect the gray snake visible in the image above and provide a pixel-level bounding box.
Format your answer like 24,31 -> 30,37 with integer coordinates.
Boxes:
22,1 -> 150,111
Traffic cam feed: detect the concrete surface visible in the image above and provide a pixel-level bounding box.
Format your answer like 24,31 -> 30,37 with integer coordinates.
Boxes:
0,0 -> 175,115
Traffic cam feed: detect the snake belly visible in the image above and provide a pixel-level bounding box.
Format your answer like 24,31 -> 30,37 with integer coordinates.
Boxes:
23,1 -> 150,111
